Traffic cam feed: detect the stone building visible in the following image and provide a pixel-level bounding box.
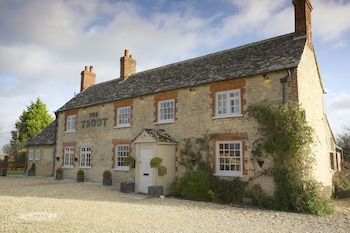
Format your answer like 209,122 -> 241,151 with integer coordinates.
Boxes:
26,120 -> 56,177
28,0 -> 341,196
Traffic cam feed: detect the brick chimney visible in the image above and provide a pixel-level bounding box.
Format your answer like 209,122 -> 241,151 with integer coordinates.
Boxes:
293,0 -> 313,42
120,50 -> 136,81
80,66 -> 96,92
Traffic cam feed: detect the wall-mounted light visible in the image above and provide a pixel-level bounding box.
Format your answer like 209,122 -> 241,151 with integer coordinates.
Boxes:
189,88 -> 195,92
74,158 -> 78,162
56,157 -> 60,162
263,74 -> 269,80
140,97 -> 144,101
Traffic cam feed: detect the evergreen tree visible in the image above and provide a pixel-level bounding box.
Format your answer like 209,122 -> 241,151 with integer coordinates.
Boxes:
337,127 -> 350,161
10,97 -> 53,163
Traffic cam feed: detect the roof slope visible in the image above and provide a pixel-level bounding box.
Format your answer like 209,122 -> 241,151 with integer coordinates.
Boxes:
58,33 -> 306,112
27,121 -> 56,146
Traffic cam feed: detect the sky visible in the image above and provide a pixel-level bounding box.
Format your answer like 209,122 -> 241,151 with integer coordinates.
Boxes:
1,0 -> 350,153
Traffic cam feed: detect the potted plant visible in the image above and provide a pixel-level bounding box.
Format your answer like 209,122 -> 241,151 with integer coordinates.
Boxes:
102,170 -> 112,186
124,156 -> 135,168
148,157 -> 163,197
28,163 -> 35,176
55,167 -> 64,180
77,169 -> 84,182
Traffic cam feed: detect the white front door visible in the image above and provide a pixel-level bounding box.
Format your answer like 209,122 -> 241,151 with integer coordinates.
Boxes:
139,148 -> 154,193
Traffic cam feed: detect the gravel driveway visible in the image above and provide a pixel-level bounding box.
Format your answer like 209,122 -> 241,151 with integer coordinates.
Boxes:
0,176 -> 349,233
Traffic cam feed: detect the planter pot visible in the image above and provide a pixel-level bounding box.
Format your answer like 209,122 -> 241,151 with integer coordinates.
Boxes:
77,174 -> 84,182
148,186 -> 163,197
103,178 -> 112,186
120,182 -> 135,193
28,170 -> 35,176
55,174 -> 63,180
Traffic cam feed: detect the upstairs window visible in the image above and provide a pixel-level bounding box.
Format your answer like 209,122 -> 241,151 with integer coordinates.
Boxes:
66,115 -> 76,132
116,106 -> 131,127
115,145 -> 130,171
215,89 -> 241,117
215,141 -> 242,177
158,99 -> 174,123
80,146 -> 91,168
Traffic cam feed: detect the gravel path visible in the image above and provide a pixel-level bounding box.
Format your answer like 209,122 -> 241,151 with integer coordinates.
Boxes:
0,176 -> 349,233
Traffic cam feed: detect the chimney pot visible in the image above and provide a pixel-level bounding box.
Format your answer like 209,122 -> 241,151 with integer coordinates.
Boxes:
120,50 -> 136,81
81,65 -> 96,92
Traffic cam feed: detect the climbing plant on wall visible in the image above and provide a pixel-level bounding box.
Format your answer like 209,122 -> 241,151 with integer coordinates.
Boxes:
247,101 -> 334,215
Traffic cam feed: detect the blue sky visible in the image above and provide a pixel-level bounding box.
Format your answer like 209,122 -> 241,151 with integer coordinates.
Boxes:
1,0 -> 350,152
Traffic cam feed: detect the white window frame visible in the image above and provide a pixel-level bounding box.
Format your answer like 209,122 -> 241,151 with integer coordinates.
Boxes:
157,99 -> 175,123
114,145 -> 130,171
214,89 -> 241,118
28,149 -> 34,160
35,150 -> 41,160
215,141 -> 243,177
80,146 -> 91,168
116,106 -> 131,128
64,146 -> 75,168
66,115 -> 76,132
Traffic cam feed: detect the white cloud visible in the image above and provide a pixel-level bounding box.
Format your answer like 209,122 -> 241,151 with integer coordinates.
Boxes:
313,0 -> 350,44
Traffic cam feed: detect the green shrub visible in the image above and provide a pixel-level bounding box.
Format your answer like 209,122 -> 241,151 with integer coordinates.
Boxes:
214,178 -> 247,204
174,170 -> 212,202
333,171 -> 350,198
250,184 -> 267,207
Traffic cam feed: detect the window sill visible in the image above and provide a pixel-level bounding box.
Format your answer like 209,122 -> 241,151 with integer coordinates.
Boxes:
113,167 -> 130,172
114,124 -> 131,129
79,166 -> 91,169
154,120 -> 175,125
214,173 -> 243,177
212,114 -> 243,119
64,130 -> 76,134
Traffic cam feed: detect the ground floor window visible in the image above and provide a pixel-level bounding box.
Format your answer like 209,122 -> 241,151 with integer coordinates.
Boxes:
80,146 -> 92,168
215,141 -> 242,176
64,146 -> 75,167
115,145 -> 130,171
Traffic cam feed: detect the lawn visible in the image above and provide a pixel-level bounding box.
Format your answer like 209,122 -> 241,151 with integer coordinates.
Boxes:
6,168 -> 25,175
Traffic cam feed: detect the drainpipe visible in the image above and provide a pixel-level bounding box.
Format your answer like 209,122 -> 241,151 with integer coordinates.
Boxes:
280,70 -> 291,104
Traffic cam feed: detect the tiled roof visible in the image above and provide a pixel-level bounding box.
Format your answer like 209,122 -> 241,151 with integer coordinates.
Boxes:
27,121 -> 56,146
133,128 -> 178,143
57,33 -> 306,112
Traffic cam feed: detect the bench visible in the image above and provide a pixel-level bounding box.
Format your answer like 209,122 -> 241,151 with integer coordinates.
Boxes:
11,163 -> 25,170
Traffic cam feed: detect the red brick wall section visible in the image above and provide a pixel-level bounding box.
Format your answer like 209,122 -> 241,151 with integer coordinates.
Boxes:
153,91 -> 178,123
287,69 -> 299,103
111,139 -> 132,169
210,132 -> 248,176
61,142 -> 77,167
209,79 -> 246,117
114,99 -> 134,126
64,109 -> 78,131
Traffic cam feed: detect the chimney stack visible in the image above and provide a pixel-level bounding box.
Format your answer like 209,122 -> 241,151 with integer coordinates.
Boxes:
120,49 -> 136,81
293,0 -> 313,42
80,66 -> 96,92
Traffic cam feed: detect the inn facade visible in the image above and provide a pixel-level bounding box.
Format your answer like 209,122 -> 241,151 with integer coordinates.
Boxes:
27,0 -> 342,196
